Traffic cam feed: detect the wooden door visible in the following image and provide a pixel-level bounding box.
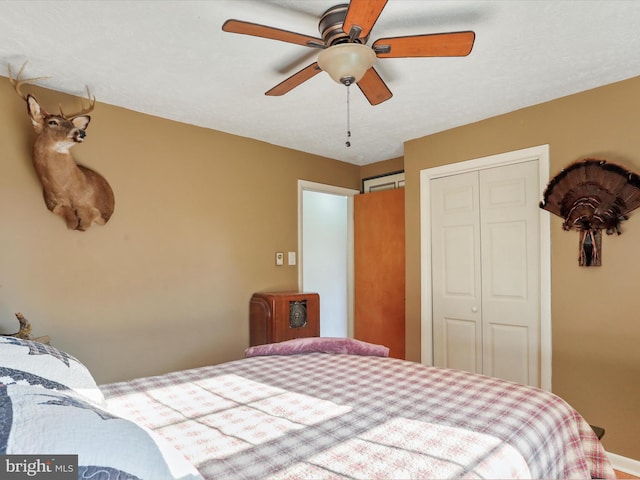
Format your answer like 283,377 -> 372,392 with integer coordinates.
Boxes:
354,188 -> 405,359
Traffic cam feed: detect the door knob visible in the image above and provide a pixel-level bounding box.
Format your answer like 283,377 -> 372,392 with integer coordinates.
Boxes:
471,307 -> 478,313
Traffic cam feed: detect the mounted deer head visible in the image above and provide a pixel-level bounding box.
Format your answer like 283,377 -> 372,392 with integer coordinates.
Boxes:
9,62 -> 114,231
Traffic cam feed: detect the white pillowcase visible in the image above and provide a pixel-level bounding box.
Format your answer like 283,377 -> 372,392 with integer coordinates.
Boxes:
1,383 -> 203,480
0,336 -> 104,405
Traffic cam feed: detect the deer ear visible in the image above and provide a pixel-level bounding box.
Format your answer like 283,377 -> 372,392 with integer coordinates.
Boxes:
26,95 -> 44,129
71,115 -> 90,130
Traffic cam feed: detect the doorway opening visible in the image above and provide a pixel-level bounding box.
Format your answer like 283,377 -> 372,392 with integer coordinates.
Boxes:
298,180 -> 359,337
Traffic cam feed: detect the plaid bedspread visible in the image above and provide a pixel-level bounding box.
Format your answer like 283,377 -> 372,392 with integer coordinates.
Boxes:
100,354 -> 614,479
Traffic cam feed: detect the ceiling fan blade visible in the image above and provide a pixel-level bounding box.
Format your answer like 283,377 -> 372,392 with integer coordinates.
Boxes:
373,31 -> 475,58
343,0 -> 388,40
276,49 -> 317,74
356,67 -> 392,106
222,19 -> 323,48
265,62 -> 322,96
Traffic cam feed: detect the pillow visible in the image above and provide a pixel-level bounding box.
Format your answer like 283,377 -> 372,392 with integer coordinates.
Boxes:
0,336 -> 104,405
245,337 -> 390,358
1,384 -> 203,480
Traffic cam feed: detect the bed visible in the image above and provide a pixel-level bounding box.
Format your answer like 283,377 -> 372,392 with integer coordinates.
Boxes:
1,336 -> 614,479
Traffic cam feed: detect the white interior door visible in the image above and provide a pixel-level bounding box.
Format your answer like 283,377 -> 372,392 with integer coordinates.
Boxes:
431,160 -> 541,387
431,171 -> 482,373
479,161 -> 540,386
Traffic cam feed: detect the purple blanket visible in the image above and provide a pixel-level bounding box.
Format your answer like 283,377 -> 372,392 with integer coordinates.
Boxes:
244,337 -> 389,358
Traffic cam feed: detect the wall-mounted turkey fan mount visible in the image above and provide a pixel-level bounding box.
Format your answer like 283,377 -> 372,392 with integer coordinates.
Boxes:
222,0 -> 475,106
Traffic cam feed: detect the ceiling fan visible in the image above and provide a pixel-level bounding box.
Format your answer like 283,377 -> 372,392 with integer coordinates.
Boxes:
222,0 -> 475,105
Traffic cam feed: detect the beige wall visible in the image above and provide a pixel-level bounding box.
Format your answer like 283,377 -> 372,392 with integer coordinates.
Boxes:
360,156 -> 404,184
0,80 -> 360,384
404,76 -> 640,459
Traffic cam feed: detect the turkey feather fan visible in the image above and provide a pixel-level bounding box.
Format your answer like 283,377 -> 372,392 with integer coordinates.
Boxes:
540,159 -> 640,235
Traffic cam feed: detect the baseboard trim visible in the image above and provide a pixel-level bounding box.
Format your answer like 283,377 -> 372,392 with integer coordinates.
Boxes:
609,452 -> 640,476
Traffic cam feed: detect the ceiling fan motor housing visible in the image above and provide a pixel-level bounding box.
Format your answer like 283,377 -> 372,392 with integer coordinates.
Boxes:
319,4 -> 365,46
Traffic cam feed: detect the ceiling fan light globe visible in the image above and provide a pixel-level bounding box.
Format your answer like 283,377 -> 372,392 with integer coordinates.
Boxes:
317,43 -> 376,85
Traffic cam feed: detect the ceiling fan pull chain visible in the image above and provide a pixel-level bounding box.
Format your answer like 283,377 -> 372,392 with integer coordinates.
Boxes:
345,85 -> 351,147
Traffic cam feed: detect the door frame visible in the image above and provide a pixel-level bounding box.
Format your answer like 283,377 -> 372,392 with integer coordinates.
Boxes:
419,145 -> 552,390
298,180 -> 359,337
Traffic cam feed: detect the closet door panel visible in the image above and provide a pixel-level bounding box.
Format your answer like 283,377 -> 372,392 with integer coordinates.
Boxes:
486,221 -> 528,298
488,323 -> 529,384
431,172 -> 482,372
480,161 -> 540,386
445,318 -> 479,373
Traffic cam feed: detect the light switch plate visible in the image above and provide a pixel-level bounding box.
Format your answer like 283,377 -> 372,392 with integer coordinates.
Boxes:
288,251 -> 296,265
275,252 -> 284,266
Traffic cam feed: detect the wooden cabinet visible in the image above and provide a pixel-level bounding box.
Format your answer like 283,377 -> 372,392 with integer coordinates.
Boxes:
354,188 -> 405,359
249,292 -> 320,346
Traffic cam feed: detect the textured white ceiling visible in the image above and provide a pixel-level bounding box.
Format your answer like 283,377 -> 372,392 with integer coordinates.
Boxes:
2,0 -> 640,165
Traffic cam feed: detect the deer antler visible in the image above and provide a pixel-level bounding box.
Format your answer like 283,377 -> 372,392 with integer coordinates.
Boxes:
9,61 -> 95,118
58,85 -> 95,119
8,61 -> 50,102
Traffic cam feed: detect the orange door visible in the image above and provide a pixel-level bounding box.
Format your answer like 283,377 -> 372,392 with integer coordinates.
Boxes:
354,188 -> 405,359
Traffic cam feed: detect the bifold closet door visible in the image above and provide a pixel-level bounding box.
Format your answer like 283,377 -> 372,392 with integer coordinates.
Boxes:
479,161 -> 540,386
431,160 -> 540,387
431,171 -> 482,374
